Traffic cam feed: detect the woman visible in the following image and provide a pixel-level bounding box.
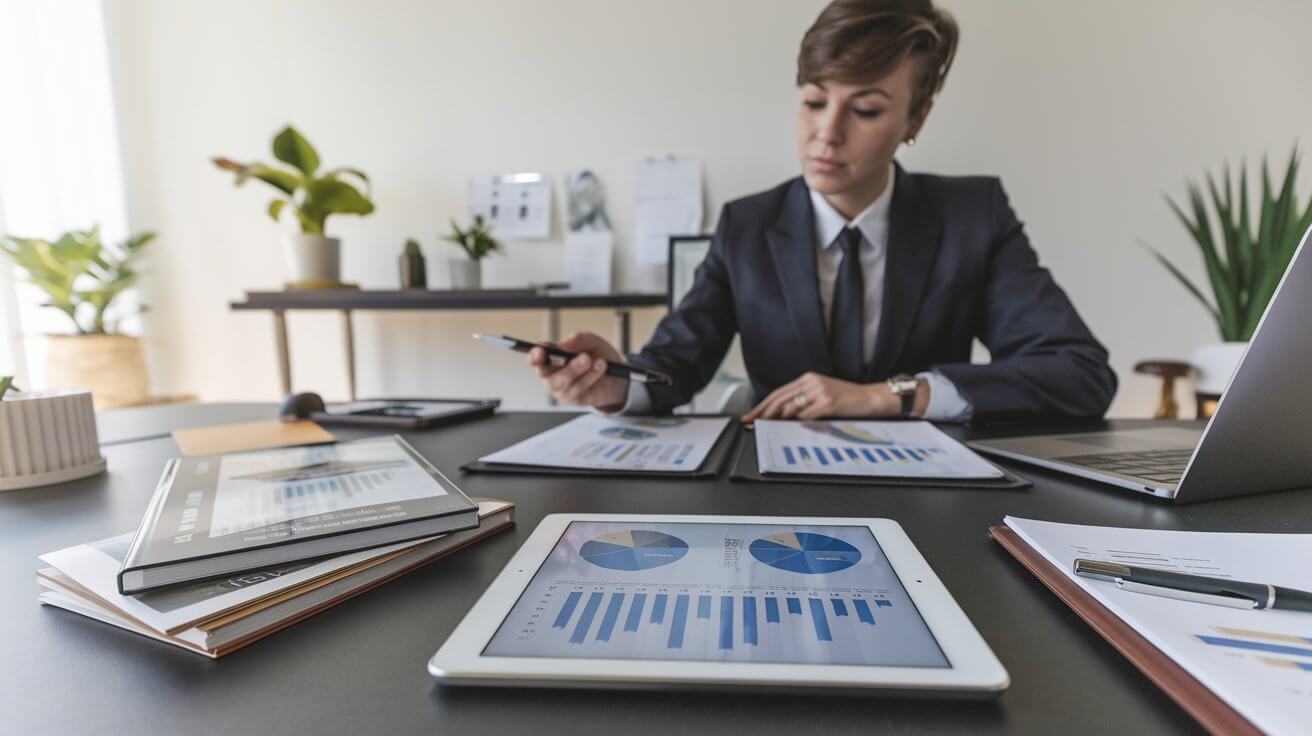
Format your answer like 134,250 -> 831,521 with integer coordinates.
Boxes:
530,0 -> 1116,422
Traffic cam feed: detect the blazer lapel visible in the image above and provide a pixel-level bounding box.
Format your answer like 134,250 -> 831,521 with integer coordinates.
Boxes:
865,164 -> 943,381
766,178 -> 833,376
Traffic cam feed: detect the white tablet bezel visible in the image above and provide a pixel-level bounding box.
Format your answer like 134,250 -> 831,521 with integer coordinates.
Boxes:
428,514 -> 1009,695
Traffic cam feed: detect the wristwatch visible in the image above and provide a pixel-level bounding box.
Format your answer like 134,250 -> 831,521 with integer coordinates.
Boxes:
887,374 -> 919,419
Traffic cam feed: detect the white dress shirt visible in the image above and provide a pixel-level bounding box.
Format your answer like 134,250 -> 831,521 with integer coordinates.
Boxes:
621,171 -> 974,421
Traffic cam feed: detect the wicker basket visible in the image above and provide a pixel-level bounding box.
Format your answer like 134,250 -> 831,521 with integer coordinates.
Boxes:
45,334 -> 149,410
0,388 -> 106,491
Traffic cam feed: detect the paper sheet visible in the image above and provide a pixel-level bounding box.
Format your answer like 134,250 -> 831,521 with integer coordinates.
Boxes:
480,414 -> 728,472
634,157 -> 703,265
468,173 -> 552,239
754,420 -> 1003,479
564,231 -> 613,294
1005,517 -> 1312,736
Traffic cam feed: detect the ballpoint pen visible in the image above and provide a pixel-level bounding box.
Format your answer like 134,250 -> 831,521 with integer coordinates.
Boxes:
473,333 -> 673,385
1074,559 -> 1312,612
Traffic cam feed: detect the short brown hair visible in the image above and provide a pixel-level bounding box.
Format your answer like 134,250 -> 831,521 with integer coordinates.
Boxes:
797,0 -> 959,115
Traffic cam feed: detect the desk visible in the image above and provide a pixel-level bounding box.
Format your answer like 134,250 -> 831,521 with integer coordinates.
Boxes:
230,290 -> 667,399
5,405 -> 1306,735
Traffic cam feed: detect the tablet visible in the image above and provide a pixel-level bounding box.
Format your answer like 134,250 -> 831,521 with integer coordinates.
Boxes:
428,514 -> 1009,695
312,398 -> 498,429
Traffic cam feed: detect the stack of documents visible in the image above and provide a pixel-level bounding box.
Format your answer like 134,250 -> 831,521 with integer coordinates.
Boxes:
754,420 -> 1003,479
38,500 -> 513,658
1000,517 -> 1312,735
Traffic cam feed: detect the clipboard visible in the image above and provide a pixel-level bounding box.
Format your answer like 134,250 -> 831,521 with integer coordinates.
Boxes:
461,420 -> 740,479
988,525 -> 1261,736
729,430 -> 1031,489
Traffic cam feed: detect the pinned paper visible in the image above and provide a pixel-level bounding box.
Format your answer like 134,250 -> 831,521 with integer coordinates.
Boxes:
564,231 -> 613,294
468,173 -> 552,239
634,157 -> 703,265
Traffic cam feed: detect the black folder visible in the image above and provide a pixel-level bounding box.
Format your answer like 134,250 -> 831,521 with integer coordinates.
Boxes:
461,420 -> 741,479
729,429 -> 1031,489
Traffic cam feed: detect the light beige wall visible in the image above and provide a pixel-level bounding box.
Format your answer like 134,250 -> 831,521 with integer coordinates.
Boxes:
104,0 -> 1312,415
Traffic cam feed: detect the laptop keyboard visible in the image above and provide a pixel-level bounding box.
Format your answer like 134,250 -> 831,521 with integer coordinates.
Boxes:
1052,449 -> 1193,485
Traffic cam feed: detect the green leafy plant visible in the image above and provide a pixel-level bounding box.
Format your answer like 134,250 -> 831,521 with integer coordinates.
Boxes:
443,215 -> 503,261
0,226 -> 154,335
0,376 -> 16,399
1145,148 -> 1312,341
403,238 -> 422,256
213,126 -> 374,235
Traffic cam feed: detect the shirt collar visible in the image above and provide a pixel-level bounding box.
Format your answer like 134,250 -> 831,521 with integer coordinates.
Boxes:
809,164 -> 895,251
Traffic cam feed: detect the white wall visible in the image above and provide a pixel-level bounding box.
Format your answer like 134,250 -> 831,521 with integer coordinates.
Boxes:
102,0 -> 1312,416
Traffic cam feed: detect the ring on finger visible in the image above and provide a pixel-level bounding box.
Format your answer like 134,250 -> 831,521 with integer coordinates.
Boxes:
792,394 -> 810,408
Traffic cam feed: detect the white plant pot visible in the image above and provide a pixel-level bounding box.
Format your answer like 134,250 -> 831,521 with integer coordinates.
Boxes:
448,259 -> 482,290
283,233 -> 341,284
0,388 -> 106,491
1191,341 -> 1248,396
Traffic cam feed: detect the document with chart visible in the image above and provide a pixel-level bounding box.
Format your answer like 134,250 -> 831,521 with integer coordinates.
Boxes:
118,436 -> 478,594
479,414 -> 731,473
1005,517 -> 1312,736
754,420 -> 1002,479
482,521 -> 949,666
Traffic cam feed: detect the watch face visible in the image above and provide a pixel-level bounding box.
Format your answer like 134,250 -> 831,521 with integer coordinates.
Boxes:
889,375 -> 917,394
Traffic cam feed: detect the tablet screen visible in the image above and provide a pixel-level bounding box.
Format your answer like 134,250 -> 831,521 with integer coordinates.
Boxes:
483,522 -> 949,667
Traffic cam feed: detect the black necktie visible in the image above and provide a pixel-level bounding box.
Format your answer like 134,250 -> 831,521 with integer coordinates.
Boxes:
829,227 -> 865,382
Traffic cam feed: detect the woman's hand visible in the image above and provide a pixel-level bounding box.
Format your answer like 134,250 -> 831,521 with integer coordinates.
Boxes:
741,372 -> 920,423
528,332 -> 630,411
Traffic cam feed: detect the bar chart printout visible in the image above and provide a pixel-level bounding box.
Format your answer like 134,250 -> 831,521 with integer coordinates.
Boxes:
479,415 -> 730,472
754,420 -> 1003,479
483,522 -> 948,667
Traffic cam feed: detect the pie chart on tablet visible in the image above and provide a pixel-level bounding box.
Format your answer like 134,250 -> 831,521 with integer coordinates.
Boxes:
749,532 -> 861,574
580,530 -> 688,571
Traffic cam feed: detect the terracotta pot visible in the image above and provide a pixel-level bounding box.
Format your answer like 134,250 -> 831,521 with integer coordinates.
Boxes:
44,334 -> 150,410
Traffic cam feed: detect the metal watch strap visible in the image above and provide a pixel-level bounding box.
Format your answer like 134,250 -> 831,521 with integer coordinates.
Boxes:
888,374 -> 917,419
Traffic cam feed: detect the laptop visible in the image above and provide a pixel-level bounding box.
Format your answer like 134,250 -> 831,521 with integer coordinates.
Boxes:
969,222 -> 1312,503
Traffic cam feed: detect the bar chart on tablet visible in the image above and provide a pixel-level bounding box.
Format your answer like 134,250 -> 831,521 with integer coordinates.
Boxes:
483,522 -> 949,667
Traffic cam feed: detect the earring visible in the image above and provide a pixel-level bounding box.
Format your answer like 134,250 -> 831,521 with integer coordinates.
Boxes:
906,137 -> 917,147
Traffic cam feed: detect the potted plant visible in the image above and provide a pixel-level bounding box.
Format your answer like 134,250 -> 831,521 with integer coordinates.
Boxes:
442,215 -> 502,290
1145,149 -> 1312,401
0,227 -> 154,409
399,238 -> 427,289
0,374 -> 106,491
214,125 -> 374,288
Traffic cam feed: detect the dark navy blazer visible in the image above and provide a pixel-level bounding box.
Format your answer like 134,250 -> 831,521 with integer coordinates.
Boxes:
628,163 -> 1118,420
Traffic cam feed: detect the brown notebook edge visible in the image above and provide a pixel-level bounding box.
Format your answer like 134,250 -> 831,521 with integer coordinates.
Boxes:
987,525 -> 1262,736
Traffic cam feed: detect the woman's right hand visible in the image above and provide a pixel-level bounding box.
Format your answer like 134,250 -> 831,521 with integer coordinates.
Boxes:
528,332 -> 630,411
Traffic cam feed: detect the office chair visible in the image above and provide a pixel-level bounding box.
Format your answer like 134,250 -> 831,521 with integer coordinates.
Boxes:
667,235 -> 752,415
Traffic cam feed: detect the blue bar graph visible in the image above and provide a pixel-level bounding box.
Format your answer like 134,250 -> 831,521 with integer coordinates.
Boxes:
889,448 -> 905,460
799,447 -> 812,461
845,448 -> 859,460
829,447 -> 844,462
1198,636 -> 1312,658
876,599 -> 893,608
719,596 -> 734,650
813,447 -> 828,465
596,593 -> 625,641
808,598 -> 832,642
553,591 -> 582,628
876,449 -> 891,461
786,597 -> 802,615
570,592 -> 604,643
854,598 -> 875,624
624,593 -> 647,632
861,449 -> 878,463
783,446 -> 795,465
668,594 -> 690,649
831,598 -> 848,616
651,593 -> 668,624
697,594 -> 711,619
743,596 -> 758,645
765,596 -> 780,623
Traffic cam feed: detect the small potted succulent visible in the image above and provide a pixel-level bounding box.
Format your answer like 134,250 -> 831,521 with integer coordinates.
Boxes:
399,238 -> 427,289
214,126 -> 374,288
0,226 -> 154,409
442,215 -> 502,290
